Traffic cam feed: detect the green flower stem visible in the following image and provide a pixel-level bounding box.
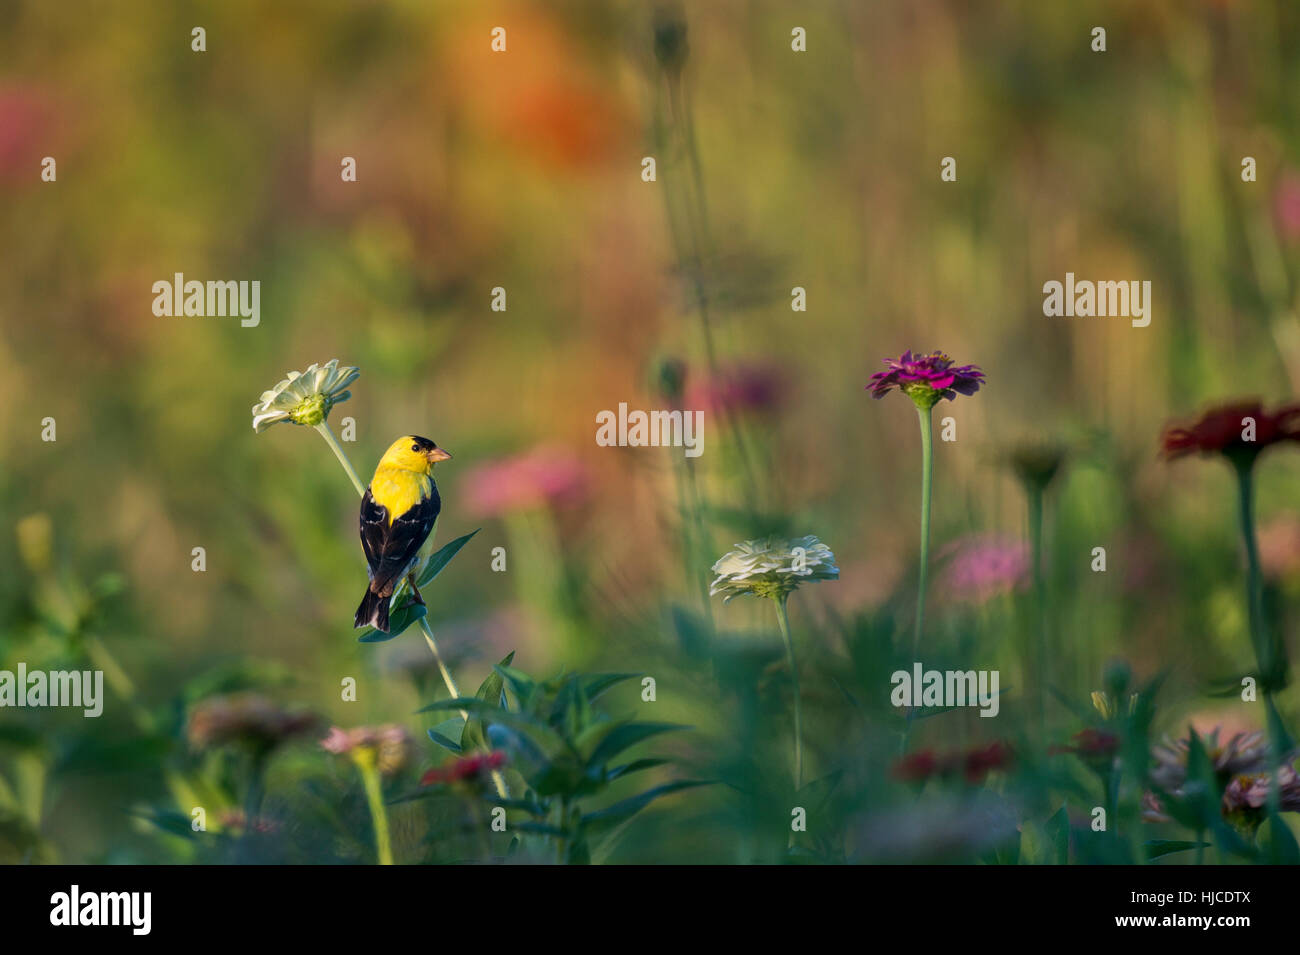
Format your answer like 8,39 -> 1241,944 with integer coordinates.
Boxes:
773,594 -> 803,790
314,422 -> 366,497
914,404 -> 934,652
1027,483 -> 1047,723
1233,461 -> 1268,672
354,751 -> 393,865
1232,459 -> 1288,846
319,425 -> 509,801
244,750 -> 268,828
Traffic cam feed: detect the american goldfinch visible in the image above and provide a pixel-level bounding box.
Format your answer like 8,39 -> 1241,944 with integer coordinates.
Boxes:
354,435 -> 452,632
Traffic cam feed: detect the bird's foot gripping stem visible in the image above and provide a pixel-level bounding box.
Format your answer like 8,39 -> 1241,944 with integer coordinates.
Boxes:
407,573 -> 426,606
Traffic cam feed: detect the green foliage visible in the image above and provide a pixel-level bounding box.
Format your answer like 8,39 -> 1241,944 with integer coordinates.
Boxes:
418,666 -> 707,863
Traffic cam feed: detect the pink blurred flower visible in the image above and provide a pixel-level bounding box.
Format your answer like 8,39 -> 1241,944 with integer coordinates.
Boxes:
1275,171 -> 1300,241
320,724 -> 414,774
0,86 -> 50,180
186,693 -> 318,751
462,446 -> 588,517
1222,765 -> 1300,816
684,362 -> 785,416
1259,513 -> 1300,581
937,535 -> 1030,604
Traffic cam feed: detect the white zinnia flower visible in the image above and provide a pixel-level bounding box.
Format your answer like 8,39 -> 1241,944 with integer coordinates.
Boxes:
251,359 -> 359,432
709,535 -> 839,602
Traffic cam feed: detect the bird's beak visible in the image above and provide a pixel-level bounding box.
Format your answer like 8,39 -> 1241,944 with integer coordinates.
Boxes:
426,447 -> 452,464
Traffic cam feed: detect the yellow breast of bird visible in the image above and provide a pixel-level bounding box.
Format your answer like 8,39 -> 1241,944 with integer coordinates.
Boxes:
370,467 -> 432,525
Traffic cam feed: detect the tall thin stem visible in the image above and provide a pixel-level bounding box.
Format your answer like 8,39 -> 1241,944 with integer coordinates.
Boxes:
1233,461 -> 1267,670
1232,459 -> 1287,850
1027,483 -> 1046,722
356,755 -> 393,865
315,421 -> 366,497
914,404 -> 934,652
773,595 -> 803,790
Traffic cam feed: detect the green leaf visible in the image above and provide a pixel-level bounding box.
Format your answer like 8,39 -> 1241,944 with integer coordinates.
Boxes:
1143,839 -> 1210,861
585,722 -> 685,769
427,728 -> 463,754
581,780 -> 711,832
514,822 -> 569,837
607,758 -> 669,781
482,795 -> 547,816
1266,696 -> 1295,755
416,697 -> 562,748
493,665 -> 538,708
463,652 -> 515,752
1264,810 -> 1300,864
357,601 -> 427,642
416,529 -> 480,587
130,808 -> 199,840
582,673 -> 640,703
1045,805 -> 1069,865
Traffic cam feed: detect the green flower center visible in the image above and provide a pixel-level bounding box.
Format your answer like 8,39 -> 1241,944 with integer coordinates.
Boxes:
289,393 -> 333,426
902,382 -> 942,411
746,576 -> 798,600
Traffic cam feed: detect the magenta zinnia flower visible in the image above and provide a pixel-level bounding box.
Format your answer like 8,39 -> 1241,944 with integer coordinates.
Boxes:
868,350 -> 985,406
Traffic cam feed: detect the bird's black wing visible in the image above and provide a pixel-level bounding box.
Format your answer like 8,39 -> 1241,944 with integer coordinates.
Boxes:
359,485 -> 441,596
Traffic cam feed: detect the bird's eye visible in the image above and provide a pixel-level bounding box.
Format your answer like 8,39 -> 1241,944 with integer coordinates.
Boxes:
411,443 -> 420,452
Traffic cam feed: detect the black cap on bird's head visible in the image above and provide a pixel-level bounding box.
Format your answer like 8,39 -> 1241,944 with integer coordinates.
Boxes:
407,435 -> 452,463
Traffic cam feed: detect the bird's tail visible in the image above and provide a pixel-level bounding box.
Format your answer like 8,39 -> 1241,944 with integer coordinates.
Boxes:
354,587 -> 390,632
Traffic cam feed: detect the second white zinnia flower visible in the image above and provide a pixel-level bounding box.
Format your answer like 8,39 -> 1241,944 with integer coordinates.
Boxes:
709,535 -> 839,602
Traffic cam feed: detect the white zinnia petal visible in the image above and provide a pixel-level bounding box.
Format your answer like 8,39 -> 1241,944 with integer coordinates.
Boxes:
709,535 -> 838,601
251,359 -> 360,432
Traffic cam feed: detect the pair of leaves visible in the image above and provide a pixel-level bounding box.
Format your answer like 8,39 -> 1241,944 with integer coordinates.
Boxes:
357,530 -> 479,642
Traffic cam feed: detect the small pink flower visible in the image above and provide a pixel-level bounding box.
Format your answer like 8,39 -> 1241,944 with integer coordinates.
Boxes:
1275,171 -> 1300,241
320,724 -> 414,774
1222,765 -> 1300,815
462,446 -> 587,517
0,86 -> 50,180
938,535 -> 1030,605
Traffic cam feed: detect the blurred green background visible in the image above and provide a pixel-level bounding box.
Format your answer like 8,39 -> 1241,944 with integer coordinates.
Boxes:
2,0 -> 1300,863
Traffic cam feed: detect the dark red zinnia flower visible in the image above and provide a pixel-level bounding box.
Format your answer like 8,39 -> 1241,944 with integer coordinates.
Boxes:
1161,400 -> 1300,463
962,741 -> 1014,782
1049,728 -> 1120,762
868,350 -> 985,404
892,741 -> 1013,784
892,750 -> 940,782
420,750 -> 508,787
